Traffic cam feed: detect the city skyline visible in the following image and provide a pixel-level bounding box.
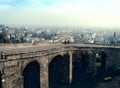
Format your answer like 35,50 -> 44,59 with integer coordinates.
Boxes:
0,0 -> 120,28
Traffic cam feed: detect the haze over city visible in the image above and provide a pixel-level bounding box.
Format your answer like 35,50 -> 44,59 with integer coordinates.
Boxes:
0,0 -> 120,28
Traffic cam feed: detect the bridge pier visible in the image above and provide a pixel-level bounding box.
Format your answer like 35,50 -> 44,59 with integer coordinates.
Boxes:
18,76 -> 24,88
69,52 -> 73,85
40,59 -> 48,88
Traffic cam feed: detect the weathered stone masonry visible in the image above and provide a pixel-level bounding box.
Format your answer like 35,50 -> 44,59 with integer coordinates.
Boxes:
0,45 -> 120,88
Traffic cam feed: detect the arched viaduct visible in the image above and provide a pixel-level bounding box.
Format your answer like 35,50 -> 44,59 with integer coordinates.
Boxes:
0,44 -> 120,88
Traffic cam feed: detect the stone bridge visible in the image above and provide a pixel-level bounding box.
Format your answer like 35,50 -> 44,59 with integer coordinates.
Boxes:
0,44 -> 120,88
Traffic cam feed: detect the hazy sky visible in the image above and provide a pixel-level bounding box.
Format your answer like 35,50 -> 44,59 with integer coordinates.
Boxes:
0,0 -> 120,27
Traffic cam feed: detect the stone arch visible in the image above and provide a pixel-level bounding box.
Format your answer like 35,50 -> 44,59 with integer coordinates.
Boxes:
48,52 -> 66,65
0,71 -> 2,88
23,61 -> 40,88
72,51 -> 90,80
49,55 -> 69,88
71,50 -> 96,88
21,59 -> 41,74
